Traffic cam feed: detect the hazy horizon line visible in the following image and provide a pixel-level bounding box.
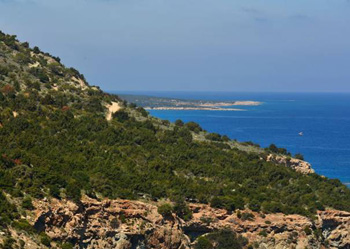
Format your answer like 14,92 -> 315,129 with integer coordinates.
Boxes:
106,90 -> 350,94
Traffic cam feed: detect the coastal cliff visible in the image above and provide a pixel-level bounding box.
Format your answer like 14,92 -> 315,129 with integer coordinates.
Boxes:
1,31 -> 350,249
2,196 -> 349,249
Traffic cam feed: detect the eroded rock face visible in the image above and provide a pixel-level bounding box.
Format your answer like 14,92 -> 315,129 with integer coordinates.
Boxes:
318,210 -> 350,248
29,197 -> 350,249
32,197 -> 190,249
266,154 -> 315,174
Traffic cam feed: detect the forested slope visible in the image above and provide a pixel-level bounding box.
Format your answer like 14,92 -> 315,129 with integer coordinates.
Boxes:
1,30 -> 350,234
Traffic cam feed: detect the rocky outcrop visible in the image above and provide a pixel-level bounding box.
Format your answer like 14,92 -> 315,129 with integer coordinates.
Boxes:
32,197 -> 190,249
26,197 -> 350,249
266,154 -> 315,174
318,210 -> 350,248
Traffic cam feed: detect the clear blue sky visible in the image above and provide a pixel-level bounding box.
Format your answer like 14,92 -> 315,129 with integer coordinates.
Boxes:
1,0 -> 350,92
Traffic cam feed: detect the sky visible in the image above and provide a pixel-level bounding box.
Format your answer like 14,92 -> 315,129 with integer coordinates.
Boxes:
0,0 -> 350,92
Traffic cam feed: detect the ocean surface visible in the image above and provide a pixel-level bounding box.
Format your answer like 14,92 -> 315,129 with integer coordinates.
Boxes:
115,92 -> 350,185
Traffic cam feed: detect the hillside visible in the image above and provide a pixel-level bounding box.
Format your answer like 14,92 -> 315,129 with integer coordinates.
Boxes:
0,31 -> 350,248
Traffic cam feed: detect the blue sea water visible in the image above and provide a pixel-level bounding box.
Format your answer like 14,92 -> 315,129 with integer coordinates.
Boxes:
118,92 -> 350,185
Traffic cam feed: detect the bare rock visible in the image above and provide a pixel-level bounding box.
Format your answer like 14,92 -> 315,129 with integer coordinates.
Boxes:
23,197 -> 350,249
267,154 -> 315,174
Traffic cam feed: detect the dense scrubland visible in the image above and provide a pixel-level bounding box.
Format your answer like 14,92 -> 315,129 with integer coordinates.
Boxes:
1,31 -> 350,248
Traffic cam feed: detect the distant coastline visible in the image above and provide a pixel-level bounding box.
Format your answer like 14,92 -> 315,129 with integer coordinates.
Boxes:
118,94 -> 262,111
144,107 -> 245,111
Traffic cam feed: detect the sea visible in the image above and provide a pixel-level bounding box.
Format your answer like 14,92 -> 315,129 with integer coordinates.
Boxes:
115,91 -> 350,185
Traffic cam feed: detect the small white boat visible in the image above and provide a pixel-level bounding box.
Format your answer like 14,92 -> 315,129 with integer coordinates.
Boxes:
299,132 -> 303,136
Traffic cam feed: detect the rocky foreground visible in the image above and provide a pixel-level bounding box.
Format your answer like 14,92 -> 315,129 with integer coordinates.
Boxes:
2,196 -> 348,249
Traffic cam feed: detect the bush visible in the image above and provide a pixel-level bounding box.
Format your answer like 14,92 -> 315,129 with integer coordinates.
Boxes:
12,219 -> 35,233
200,216 -> 213,226
110,218 -> 119,229
205,133 -> 222,142
158,203 -> 173,218
161,120 -> 170,126
2,237 -> 16,249
304,226 -> 312,235
267,144 -> 291,156
33,46 -> 41,54
240,212 -> 255,221
211,196 -> 243,212
173,200 -> 193,221
22,196 -> 34,210
136,107 -> 148,117
195,236 -> 212,249
206,229 -> 248,249
61,243 -> 74,249
113,110 -> 129,122
185,121 -> 202,133
259,229 -> 268,237
175,119 -> 184,127
295,153 -> 304,160
40,233 -> 51,247
66,182 -> 81,203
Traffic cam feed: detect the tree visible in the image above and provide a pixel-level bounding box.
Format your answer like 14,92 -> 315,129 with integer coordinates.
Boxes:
175,119 -> 184,127
66,181 -> 81,203
173,200 -> 193,221
113,110 -> 129,122
268,144 -> 278,153
185,121 -> 202,133
33,46 -> 41,54
137,107 -> 148,117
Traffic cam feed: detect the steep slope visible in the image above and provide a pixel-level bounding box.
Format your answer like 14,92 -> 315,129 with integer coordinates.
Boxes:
0,31 -> 350,248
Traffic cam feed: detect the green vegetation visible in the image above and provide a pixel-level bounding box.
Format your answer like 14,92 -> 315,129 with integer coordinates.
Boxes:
295,153 -> 305,160
0,30 -> 350,234
195,230 -> 248,249
173,199 -> 193,221
266,144 -> 291,156
304,226 -> 312,235
21,196 -> 34,210
158,203 -> 173,218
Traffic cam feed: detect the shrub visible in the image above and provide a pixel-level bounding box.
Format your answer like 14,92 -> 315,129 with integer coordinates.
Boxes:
28,68 -> 50,83
240,212 -> 255,221
206,229 -> 248,249
173,201 -> 192,221
158,203 -> 173,218
295,153 -> 304,160
200,216 -> 213,226
40,233 -> 51,247
113,110 -> 129,122
110,218 -> 119,229
12,219 -> 35,233
185,121 -> 202,133
259,229 -> 268,237
33,46 -> 41,54
119,214 -> 127,223
2,237 -> 16,249
304,226 -> 312,235
195,236 -> 212,249
136,107 -> 148,117
161,120 -> 170,126
175,119 -> 184,127
22,196 -> 34,210
61,243 -> 74,249
205,133 -> 222,142
66,182 -> 81,203
211,196 -> 243,212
